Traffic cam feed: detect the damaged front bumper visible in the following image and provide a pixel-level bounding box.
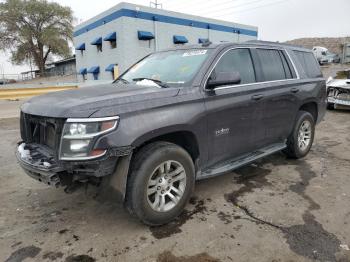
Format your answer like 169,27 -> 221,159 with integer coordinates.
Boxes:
327,96 -> 350,108
16,142 -> 133,191
16,143 -> 64,186
327,80 -> 350,109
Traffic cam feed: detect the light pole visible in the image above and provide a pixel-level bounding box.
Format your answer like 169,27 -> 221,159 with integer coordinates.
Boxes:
0,64 -> 4,81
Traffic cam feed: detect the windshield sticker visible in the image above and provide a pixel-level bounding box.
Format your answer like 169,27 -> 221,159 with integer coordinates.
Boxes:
183,50 -> 207,57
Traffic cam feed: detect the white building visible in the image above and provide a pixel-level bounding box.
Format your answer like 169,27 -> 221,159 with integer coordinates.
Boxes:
73,2 -> 258,82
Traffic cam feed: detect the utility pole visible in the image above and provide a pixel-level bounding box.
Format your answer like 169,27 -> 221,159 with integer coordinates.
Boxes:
150,0 -> 162,9
0,64 -> 4,81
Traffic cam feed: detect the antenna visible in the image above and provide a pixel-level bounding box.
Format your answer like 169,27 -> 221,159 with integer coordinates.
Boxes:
150,0 -> 162,9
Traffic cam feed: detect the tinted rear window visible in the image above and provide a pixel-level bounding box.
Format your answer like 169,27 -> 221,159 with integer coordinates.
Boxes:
256,49 -> 288,81
294,51 -> 322,78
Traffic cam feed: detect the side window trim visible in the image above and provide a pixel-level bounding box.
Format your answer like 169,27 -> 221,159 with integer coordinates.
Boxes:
278,50 -> 291,79
279,50 -> 297,79
250,48 -> 264,82
204,46 -> 300,91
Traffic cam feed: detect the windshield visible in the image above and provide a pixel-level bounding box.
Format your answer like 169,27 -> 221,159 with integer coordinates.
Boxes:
118,49 -> 211,87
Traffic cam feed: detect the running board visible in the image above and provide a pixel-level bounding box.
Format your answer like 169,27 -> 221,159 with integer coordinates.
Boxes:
199,143 -> 287,180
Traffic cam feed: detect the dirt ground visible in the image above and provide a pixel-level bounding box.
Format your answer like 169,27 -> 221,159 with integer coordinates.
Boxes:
0,106 -> 349,262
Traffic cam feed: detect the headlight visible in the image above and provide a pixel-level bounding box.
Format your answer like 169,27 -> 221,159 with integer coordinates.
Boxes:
59,116 -> 119,160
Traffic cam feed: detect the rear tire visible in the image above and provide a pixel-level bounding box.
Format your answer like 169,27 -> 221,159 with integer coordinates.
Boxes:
125,142 -> 195,225
283,111 -> 315,159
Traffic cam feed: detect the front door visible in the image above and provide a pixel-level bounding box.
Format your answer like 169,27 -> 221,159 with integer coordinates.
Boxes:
203,48 -> 265,168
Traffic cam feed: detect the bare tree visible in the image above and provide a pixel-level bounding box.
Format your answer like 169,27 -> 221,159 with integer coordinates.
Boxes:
0,0 -> 73,75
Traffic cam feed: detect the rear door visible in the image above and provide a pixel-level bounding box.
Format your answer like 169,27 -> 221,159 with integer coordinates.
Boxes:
203,48 -> 265,167
252,48 -> 299,146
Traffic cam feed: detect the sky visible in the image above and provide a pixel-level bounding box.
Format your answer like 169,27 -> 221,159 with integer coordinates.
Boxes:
1,0 -> 350,75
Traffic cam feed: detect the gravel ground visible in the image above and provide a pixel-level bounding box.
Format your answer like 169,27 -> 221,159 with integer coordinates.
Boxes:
0,109 -> 350,262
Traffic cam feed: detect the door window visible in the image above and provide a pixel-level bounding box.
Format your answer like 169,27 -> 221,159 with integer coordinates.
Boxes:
256,49 -> 287,81
212,48 -> 256,85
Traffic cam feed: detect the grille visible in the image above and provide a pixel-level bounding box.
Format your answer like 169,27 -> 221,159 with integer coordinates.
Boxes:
20,112 -> 65,151
337,93 -> 350,101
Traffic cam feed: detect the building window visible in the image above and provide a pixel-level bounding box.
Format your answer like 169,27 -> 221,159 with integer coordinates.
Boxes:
110,40 -> 117,49
104,32 -> 117,49
79,68 -> 87,81
105,64 -> 118,79
87,66 -> 100,80
76,43 -> 85,55
173,35 -> 188,44
91,37 -> 103,52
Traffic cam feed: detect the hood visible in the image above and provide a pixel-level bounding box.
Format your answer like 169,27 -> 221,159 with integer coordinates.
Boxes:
327,79 -> 350,89
21,83 -> 180,118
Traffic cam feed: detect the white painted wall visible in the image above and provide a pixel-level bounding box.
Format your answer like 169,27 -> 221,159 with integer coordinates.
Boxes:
73,2 -> 258,82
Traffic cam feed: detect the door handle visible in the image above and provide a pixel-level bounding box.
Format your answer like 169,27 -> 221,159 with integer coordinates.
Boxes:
251,94 -> 264,101
291,88 -> 300,93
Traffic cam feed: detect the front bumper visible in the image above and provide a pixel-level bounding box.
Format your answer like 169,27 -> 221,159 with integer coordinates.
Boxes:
16,142 -> 133,187
16,143 -> 64,187
328,97 -> 350,107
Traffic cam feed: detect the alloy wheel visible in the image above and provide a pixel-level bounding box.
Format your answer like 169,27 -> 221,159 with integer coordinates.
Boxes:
146,160 -> 186,212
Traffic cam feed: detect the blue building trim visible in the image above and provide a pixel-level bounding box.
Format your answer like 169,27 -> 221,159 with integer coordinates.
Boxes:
105,64 -> 116,72
74,8 -> 257,37
104,32 -> 117,41
91,37 -> 102,45
173,35 -> 188,44
76,43 -> 86,50
87,66 -> 100,74
138,31 -> 155,40
79,68 -> 87,75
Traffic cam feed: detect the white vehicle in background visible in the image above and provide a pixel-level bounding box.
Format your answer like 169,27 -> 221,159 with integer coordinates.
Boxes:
313,46 -> 341,64
326,76 -> 350,110
313,46 -> 330,65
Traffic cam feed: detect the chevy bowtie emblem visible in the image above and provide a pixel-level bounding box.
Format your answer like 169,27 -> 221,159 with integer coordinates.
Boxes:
215,128 -> 230,136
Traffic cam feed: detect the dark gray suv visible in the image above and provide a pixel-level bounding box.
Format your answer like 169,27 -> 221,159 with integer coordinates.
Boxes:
16,41 -> 326,225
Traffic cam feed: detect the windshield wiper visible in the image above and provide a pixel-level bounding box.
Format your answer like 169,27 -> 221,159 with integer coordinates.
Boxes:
114,78 -> 129,84
132,77 -> 169,88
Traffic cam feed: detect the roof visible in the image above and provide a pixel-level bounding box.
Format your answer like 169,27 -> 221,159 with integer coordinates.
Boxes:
156,40 -> 313,53
47,56 -> 76,67
73,2 -> 257,38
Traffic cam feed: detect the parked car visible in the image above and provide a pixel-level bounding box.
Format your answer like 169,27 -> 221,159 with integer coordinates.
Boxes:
16,41 -> 326,225
327,77 -> 350,109
326,52 -> 341,63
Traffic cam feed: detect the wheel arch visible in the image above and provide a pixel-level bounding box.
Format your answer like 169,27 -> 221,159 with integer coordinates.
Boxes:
299,101 -> 318,122
132,128 -> 200,163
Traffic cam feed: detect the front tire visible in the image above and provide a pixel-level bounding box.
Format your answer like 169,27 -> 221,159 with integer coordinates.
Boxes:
283,111 -> 315,159
126,142 -> 195,225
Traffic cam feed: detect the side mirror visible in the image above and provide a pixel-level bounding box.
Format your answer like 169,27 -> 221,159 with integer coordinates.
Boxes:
207,71 -> 241,89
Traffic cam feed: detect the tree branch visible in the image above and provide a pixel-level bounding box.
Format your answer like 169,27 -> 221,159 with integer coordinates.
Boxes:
43,46 -> 51,63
